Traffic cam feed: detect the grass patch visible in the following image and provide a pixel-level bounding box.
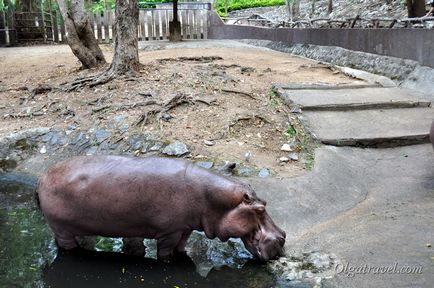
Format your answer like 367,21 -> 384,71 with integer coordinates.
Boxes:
217,0 -> 285,16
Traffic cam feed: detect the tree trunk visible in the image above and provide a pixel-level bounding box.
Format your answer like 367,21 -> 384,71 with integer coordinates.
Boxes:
106,0 -> 140,76
310,0 -> 316,17
292,0 -> 300,20
57,0 -> 106,68
406,0 -> 426,17
328,0 -> 333,14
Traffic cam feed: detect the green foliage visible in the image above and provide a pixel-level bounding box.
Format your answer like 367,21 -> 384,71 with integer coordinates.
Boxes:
95,236 -> 123,252
89,0 -> 115,12
285,126 -> 297,137
217,0 -> 285,16
0,208 -> 55,286
88,0 -> 172,12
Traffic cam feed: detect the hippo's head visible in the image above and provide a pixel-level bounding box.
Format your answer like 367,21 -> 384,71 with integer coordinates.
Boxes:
217,184 -> 286,261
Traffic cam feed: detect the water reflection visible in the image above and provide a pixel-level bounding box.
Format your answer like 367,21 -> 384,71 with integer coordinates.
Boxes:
43,250 -> 276,288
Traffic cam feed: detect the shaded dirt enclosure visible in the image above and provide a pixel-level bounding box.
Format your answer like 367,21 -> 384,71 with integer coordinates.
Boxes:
0,43 -> 363,176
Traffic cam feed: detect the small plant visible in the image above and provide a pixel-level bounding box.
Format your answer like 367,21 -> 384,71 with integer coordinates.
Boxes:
285,126 -> 296,137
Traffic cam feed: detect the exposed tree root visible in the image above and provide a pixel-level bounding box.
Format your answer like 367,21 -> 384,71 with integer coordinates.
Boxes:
60,68 -> 140,92
135,93 -> 212,126
221,88 -> 257,100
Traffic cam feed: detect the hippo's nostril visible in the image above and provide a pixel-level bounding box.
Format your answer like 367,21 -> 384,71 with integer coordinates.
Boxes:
277,236 -> 285,246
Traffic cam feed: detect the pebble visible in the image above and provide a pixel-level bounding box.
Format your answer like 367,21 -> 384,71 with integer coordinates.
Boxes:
237,167 -> 256,177
95,129 -> 111,144
258,168 -> 270,178
279,157 -> 290,163
244,151 -> 252,162
203,140 -> 215,146
114,115 -> 125,126
39,146 -> 47,154
197,161 -> 214,169
280,144 -> 293,152
162,141 -> 189,156
149,143 -> 163,152
161,113 -> 173,122
86,146 -> 98,156
40,133 -> 52,143
289,152 -> 299,161
119,124 -> 129,134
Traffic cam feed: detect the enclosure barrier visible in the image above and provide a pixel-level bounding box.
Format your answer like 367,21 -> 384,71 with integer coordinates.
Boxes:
0,2 -> 211,46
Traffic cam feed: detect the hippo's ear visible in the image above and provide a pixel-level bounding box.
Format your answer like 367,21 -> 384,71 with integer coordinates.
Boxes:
252,203 -> 265,215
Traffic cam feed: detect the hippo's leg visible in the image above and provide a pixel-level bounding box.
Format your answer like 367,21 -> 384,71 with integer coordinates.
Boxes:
75,236 -> 98,250
157,232 -> 185,261
54,232 -> 78,250
122,237 -> 146,257
175,230 -> 192,253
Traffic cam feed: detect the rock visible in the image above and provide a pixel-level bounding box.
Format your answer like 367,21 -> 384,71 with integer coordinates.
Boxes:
203,140 -> 215,146
95,129 -> 111,144
40,133 -> 52,143
241,67 -> 255,73
114,115 -> 125,126
280,157 -> 290,163
289,153 -> 299,161
70,132 -> 85,145
237,167 -> 256,177
197,161 -> 214,169
161,113 -> 173,122
86,146 -> 98,156
141,142 -> 150,153
49,133 -> 60,145
119,124 -> 129,134
127,135 -> 143,151
58,136 -> 68,146
280,144 -> 293,152
40,146 -> 47,154
65,125 -> 77,135
307,252 -> 333,270
244,151 -> 252,162
162,141 -> 189,156
258,168 -> 270,178
149,143 -> 163,152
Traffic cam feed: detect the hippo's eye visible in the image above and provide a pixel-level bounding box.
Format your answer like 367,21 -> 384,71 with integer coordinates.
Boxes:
244,193 -> 252,203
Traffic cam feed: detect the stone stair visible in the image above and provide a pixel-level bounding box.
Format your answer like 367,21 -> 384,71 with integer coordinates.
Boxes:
274,84 -> 434,147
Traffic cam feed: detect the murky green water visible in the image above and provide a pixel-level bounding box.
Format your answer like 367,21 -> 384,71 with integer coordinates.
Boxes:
0,173 -> 308,288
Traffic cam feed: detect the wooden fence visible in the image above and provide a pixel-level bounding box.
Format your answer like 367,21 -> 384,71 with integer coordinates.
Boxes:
0,2 -> 211,46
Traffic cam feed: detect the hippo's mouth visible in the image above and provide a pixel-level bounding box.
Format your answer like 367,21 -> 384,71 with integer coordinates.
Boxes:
241,229 -> 263,260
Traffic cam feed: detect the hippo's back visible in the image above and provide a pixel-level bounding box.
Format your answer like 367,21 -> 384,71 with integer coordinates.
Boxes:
38,156 -> 193,237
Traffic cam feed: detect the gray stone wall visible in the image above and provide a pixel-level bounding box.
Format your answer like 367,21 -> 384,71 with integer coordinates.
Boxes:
208,12 -> 434,68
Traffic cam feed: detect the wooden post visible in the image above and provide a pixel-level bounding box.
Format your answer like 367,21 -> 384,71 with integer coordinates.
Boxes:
155,9 -> 160,40
139,10 -> 145,40
104,10 -> 110,43
6,2 -> 15,45
60,14 -> 66,43
0,10 -> 6,45
41,3 -> 47,42
51,10 -> 59,43
146,10 -> 152,40
96,11 -> 102,42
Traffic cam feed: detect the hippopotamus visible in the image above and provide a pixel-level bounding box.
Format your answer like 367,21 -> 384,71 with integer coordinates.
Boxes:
37,156 -> 286,261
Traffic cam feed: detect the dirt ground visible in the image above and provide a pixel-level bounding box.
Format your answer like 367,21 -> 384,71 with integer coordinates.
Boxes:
0,44 -> 364,177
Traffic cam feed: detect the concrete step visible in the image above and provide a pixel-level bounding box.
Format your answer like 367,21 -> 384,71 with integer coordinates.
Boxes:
276,87 -> 431,111
304,108 -> 434,147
